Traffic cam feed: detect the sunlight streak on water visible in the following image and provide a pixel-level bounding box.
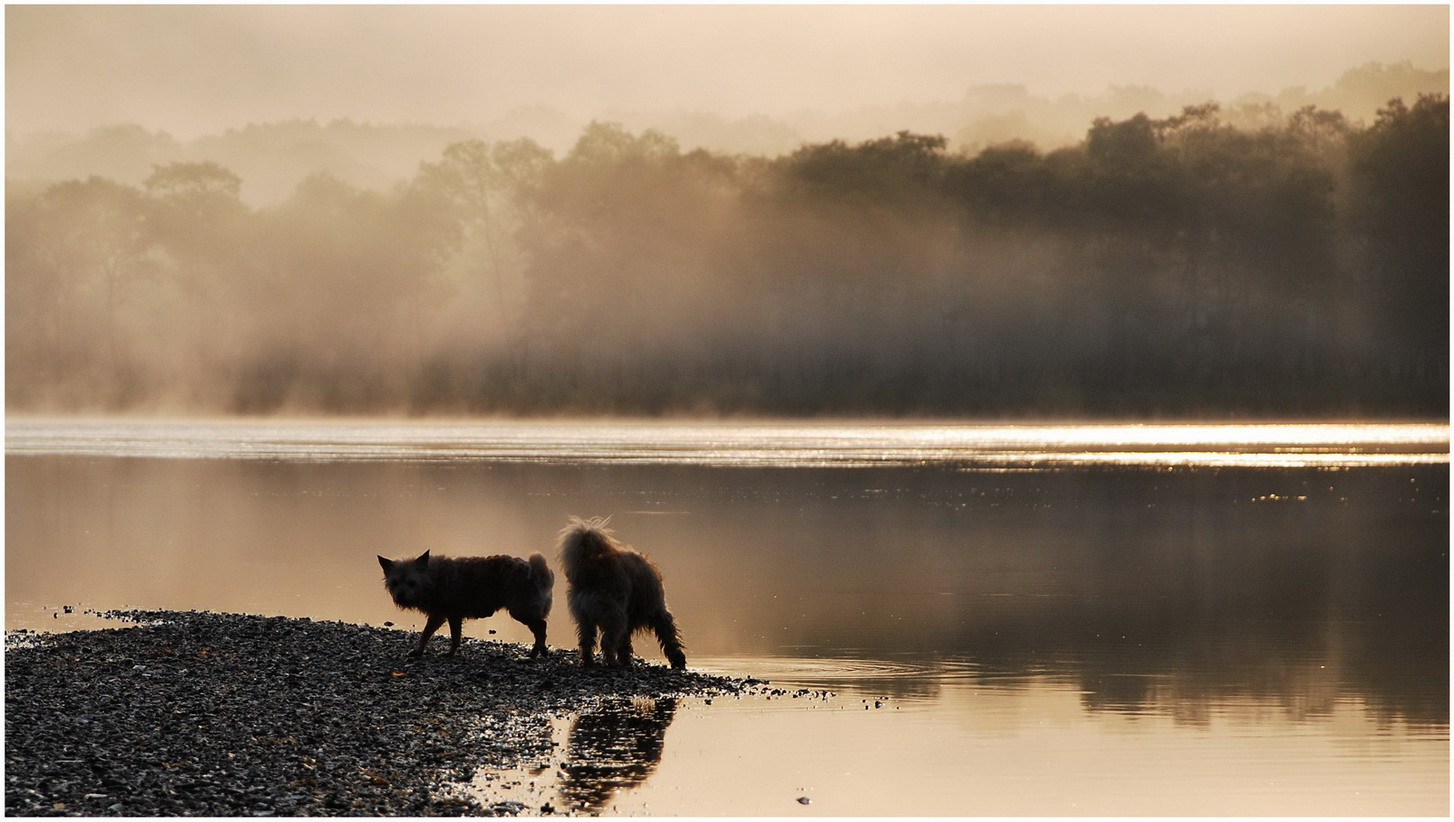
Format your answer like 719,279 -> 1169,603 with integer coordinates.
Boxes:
5,419 -> 1448,468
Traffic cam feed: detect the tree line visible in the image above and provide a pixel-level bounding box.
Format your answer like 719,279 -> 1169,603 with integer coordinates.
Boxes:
6,95 -> 1448,417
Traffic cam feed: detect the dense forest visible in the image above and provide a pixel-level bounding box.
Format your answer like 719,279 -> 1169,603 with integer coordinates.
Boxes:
6,94 -> 1448,417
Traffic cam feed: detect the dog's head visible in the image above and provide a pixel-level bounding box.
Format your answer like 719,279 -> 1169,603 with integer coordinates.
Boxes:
558,516 -> 619,569
378,550 -> 432,609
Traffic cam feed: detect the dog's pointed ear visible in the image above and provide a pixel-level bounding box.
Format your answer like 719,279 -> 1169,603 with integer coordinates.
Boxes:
378,555 -> 394,573
417,549 -> 431,566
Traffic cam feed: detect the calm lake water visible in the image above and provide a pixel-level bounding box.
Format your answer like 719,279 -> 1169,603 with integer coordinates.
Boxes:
6,419 -> 1449,815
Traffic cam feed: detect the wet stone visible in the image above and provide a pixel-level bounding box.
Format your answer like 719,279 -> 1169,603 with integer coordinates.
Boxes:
6,609 -> 756,816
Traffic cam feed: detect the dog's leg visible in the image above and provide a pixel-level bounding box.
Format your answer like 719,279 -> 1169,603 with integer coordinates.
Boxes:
598,610 -> 629,667
527,620 -> 549,658
507,605 -> 550,658
576,619 -> 598,666
525,618 -> 549,658
413,614 -> 447,657
526,619 -> 546,657
618,634 -> 635,667
446,616 -> 464,657
651,609 -> 687,670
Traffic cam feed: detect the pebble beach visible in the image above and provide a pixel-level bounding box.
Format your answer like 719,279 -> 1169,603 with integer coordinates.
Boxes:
4,610 -> 761,816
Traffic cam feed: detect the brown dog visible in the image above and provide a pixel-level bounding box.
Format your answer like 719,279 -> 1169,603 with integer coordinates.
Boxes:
377,550 -> 553,658
557,517 -> 686,669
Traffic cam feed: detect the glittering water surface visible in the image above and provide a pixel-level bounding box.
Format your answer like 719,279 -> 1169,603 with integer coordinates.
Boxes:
6,418 -> 1448,468
6,419 -> 1448,815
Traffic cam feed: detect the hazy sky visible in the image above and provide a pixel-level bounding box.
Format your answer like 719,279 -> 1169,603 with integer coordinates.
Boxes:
7,4 -> 1449,138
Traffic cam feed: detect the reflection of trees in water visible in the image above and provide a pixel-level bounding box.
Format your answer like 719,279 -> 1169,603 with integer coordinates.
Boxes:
559,697 -> 677,813
679,464 -> 1449,726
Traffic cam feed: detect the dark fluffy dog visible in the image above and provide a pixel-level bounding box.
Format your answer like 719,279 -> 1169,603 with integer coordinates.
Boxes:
377,550 -> 553,658
557,517 -> 686,669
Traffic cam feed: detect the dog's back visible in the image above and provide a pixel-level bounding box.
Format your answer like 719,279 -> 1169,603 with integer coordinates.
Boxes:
616,551 -> 668,628
430,554 -> 553,619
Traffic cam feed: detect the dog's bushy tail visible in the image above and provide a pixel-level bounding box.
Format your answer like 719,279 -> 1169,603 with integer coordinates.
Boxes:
652,610 -> 687,670
558,516 -> 619,569
527,553 -> 554,592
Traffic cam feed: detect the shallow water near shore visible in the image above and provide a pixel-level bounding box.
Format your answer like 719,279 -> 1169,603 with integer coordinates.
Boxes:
6,419 -> 1449,815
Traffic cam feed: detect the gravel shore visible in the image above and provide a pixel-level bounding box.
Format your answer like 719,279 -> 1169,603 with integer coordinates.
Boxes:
5,610 -> 763,816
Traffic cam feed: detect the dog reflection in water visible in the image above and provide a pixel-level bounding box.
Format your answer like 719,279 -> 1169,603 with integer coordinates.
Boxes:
557,517 -> 687,669
560,697 -> 677,813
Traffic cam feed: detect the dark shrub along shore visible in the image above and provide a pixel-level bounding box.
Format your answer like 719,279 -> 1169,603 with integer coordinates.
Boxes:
5,610 -> 761,816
